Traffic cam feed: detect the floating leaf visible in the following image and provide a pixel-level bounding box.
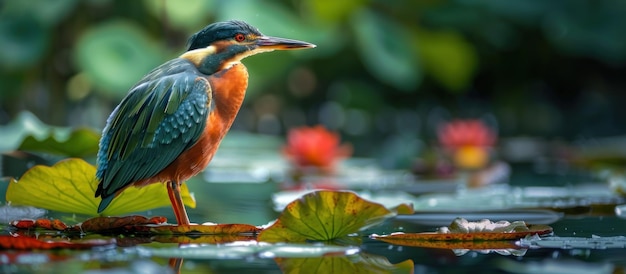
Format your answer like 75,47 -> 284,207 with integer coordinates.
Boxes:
8,216 -> 260,244
77,216 -> 167,233
10,218 -> 68,231
276,254 -> 414,274
18,127 -> 100,157
372,224 -> 552,245
391,203 -> 415,215
6,158 -> 195,216
259,191 -> 394,242
0,235 -> 114,250
373,238 -> 520,250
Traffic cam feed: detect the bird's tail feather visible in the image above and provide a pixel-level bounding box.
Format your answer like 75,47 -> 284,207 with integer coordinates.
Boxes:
97,195 -> 115,214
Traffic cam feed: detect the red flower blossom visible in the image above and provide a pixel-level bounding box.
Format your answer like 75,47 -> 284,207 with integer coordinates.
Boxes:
437,119 -> 496,148
283,125 -> 352,173
437,119 -> 497,170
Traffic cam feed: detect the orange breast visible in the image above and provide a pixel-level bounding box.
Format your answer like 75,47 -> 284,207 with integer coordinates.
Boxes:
134,63 -> 249,186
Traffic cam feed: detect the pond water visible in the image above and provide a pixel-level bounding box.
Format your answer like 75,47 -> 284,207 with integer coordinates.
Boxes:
2,159 -> 626,273
2,215 -> 625,273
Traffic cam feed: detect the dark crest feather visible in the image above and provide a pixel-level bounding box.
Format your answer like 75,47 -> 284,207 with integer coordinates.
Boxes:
187,20 -> 262,50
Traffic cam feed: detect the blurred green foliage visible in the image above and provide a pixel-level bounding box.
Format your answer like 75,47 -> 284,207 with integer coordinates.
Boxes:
18,127 -> 99,158
74,20 -> 165,98
0,0 -> 625,162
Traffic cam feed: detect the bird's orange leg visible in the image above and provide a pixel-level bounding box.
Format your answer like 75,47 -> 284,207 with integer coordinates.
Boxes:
167,181 -> 190,225
168,257 -> 184,274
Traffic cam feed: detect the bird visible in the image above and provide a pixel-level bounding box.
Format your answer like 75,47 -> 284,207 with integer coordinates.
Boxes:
95,20 -> 315,225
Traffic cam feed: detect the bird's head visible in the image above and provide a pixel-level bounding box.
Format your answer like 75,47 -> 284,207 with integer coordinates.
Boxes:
182,20 -> 315,74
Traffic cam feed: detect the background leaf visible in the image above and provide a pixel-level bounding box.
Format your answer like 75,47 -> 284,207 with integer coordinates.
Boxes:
416,29 -> 478,93
74,20 -> 165,99
6,158 -> 195,217
18,127 -> 100,158
142,0 -> 214,32
351,8 -> 421,92
259,191 -> 394,242
0,111 -> 58,153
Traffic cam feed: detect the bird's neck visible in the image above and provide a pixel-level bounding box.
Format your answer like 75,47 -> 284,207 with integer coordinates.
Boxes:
180,45 -> 251,75
208,62 -> 249,129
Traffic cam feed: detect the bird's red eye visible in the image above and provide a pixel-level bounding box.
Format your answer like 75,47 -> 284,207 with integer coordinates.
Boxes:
234,33 -> 245,42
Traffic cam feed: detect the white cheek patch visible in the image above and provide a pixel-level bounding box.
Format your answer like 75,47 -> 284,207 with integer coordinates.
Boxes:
179,46 -> 218,66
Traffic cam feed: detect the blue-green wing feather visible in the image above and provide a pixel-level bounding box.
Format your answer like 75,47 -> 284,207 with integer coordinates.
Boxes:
96,58 -> 211,211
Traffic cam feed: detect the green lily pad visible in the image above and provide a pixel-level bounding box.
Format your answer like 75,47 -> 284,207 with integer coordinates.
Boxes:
18,127 -> 100,158
5,158 -> 195,216
259,191 -> 395,242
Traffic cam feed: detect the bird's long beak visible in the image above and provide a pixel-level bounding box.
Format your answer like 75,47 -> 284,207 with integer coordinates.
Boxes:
256,36 -> 316,50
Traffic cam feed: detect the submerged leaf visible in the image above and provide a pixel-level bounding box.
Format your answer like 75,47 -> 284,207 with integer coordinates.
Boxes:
144,223 -> 260,236
259,191 -> 394,242
276,254 -> 414,274
153,234 -> 258,245
18,127 -> 100,157
6,158 -> 195,216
